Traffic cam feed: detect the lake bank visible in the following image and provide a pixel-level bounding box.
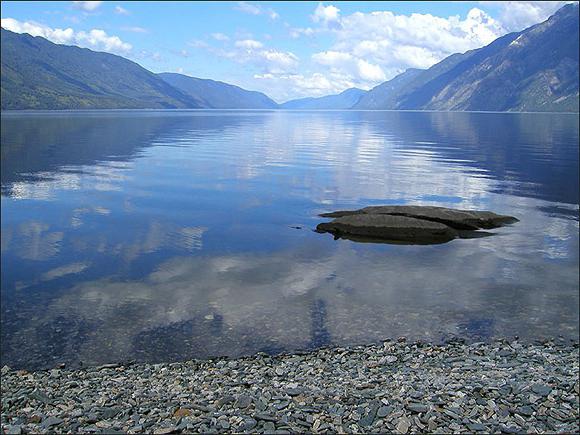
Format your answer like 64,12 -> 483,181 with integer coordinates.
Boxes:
2,338 -> 578,434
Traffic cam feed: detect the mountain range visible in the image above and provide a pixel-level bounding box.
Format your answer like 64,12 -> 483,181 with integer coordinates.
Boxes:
279,88 -> 366,109
0,28 -> 199,110
1,3 -> 578,112
158,73 -> 277,109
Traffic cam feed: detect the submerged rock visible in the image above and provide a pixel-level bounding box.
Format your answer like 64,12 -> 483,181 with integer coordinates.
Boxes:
317,205 -> 518,244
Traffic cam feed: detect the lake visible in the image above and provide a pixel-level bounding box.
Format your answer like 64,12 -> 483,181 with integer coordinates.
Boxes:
1,110 -> 578,370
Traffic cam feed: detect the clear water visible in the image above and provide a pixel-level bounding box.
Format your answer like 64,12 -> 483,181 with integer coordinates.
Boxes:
1,110 -> 578,370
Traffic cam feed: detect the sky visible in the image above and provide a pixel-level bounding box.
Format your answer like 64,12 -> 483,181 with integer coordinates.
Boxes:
0,1 -> 573,102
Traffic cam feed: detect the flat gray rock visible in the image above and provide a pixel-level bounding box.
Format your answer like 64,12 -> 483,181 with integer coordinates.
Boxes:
316,214 -> 458,244
317,205 -> 518,244
320,205 -> 518,230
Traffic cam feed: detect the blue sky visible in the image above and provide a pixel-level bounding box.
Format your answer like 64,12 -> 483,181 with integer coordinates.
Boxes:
1,1 -> 571,102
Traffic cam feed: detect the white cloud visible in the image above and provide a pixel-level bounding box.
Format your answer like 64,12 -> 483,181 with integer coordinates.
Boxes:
1,18 -> 132,54
235,39 -> 263,49
312,3 -> 341,28
121,26 -> 147,33
234,1 -> 279,20
191,37 -> 298,75
235,1 -> 260,15
312,50 -> 353,65
289,26 -> 316,39
301,5 -> 509,91
312,50 -> 386,84
229,48 -> 298,75
258,50 -> 298,72
77,29 -> 132,53
356,59 -> 386,82
2,18 -> 75,44
391,46 -> 441,69
211,32 -> 229,41
256,2 -> 538,101
114,5 -> 130,15
253,71 -> 356,101
335,8 -> 505,60
72,1 -> 102,12
479,1 -> 572,32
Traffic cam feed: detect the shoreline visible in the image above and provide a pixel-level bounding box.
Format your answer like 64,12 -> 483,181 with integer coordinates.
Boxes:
2,338 -> 578,434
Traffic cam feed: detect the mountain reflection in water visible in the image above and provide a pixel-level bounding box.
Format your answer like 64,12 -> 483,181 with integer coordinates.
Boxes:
1,110 -> 578,369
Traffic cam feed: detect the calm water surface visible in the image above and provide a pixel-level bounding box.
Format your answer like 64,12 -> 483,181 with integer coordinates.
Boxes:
1,110 -> 578,370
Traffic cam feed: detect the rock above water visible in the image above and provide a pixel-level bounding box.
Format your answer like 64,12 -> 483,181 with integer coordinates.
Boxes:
317,214 -> 457,244
317,205 -> 518,244
320,205 -> 518,230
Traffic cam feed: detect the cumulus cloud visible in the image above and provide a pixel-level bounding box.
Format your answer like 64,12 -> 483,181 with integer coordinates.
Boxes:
234,1 -> 279,20
270,2 -> 558,101
312,3 -> 340,25
479,1 -> 572,32
253,71 -> 357,101
312,51 -> 386,83
1,18 -> 132,54
298,4 -> 511,93
334,8 -> 504,63
72,1 -> 102,12
114,5 -> 130,15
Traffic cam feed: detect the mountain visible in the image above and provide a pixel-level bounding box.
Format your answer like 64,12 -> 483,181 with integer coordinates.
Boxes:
280,88 -> 366,109
158,72 -> 277,109
0,28 -> 202,110
355,3 -> 579,112
2,3 -> 578,112
353,69 -> 423,110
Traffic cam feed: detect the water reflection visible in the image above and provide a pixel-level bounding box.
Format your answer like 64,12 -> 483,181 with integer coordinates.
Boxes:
2,237 -> 578,369
1,111 -> 578,369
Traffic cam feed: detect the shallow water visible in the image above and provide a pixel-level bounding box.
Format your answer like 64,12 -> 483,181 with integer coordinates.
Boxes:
1,110 -> 578,370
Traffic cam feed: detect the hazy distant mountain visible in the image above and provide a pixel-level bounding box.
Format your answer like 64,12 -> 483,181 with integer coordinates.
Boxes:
0,29 -> 201,110
353,69 -> 423,110
280,88 -> 366,109
354,3 -> 579,112
158,72 -> 277,109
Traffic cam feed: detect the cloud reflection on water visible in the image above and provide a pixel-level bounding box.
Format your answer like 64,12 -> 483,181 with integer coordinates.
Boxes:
1,110 -> 578,369
2,232 -> 577,369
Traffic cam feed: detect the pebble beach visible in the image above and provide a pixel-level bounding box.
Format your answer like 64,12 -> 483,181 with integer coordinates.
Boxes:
1,337 -> 578,434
